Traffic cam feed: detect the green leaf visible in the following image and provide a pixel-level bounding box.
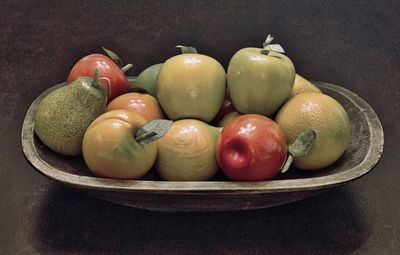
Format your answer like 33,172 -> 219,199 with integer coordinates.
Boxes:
260,34 -> 286,55
176,45 -> 198,54
135,119 -> 173,144
260,44 -> 286,55
102,46 -> 123,67
288,129 -> 317,158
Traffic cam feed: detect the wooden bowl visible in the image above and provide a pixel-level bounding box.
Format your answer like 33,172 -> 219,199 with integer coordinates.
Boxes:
21,81 -> 384,212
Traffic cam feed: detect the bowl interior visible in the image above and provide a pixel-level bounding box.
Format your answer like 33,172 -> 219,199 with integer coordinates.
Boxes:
22,81 -> 384,193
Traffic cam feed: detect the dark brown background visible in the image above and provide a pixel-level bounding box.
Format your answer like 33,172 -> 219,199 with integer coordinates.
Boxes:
1,0 -> 399,254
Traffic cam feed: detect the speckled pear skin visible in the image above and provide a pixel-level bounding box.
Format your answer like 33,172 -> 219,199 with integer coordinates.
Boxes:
34,78 -> 107,156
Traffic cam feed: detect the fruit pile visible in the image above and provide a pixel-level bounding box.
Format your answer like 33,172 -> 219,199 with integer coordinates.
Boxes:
33,35 -> 351,182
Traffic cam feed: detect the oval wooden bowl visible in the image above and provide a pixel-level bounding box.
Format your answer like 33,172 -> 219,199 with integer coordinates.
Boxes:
21,81 -> 384,212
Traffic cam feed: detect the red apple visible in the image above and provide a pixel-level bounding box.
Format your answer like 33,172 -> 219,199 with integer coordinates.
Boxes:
216,114 -> 287,181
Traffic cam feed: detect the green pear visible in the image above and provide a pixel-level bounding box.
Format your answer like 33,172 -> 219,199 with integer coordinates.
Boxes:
134,63 -> 163,98
34,73 -> 107,156
291,74 -> 322,98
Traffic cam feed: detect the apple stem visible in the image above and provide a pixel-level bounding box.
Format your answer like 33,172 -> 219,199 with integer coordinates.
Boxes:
176,45 -> 198,54
121,64 -> 133,73
281,154 -> 293,173
263,34 -> 275,47
260,34 -> 286,55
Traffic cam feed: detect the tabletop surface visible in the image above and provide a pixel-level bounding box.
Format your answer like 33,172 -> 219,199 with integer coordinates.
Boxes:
1,0 -> 399,254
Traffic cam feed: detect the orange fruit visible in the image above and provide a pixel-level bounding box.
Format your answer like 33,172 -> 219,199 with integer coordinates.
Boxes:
275,92 -> 351,170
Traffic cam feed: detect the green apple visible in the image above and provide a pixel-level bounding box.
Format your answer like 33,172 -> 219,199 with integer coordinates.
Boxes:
227,35 -> 295,116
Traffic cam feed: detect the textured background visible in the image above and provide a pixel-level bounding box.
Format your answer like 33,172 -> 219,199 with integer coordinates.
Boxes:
0,0 -> 399,254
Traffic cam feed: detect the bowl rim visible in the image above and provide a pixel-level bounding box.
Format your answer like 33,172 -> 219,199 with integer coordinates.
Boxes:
21,80 -> 384,194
